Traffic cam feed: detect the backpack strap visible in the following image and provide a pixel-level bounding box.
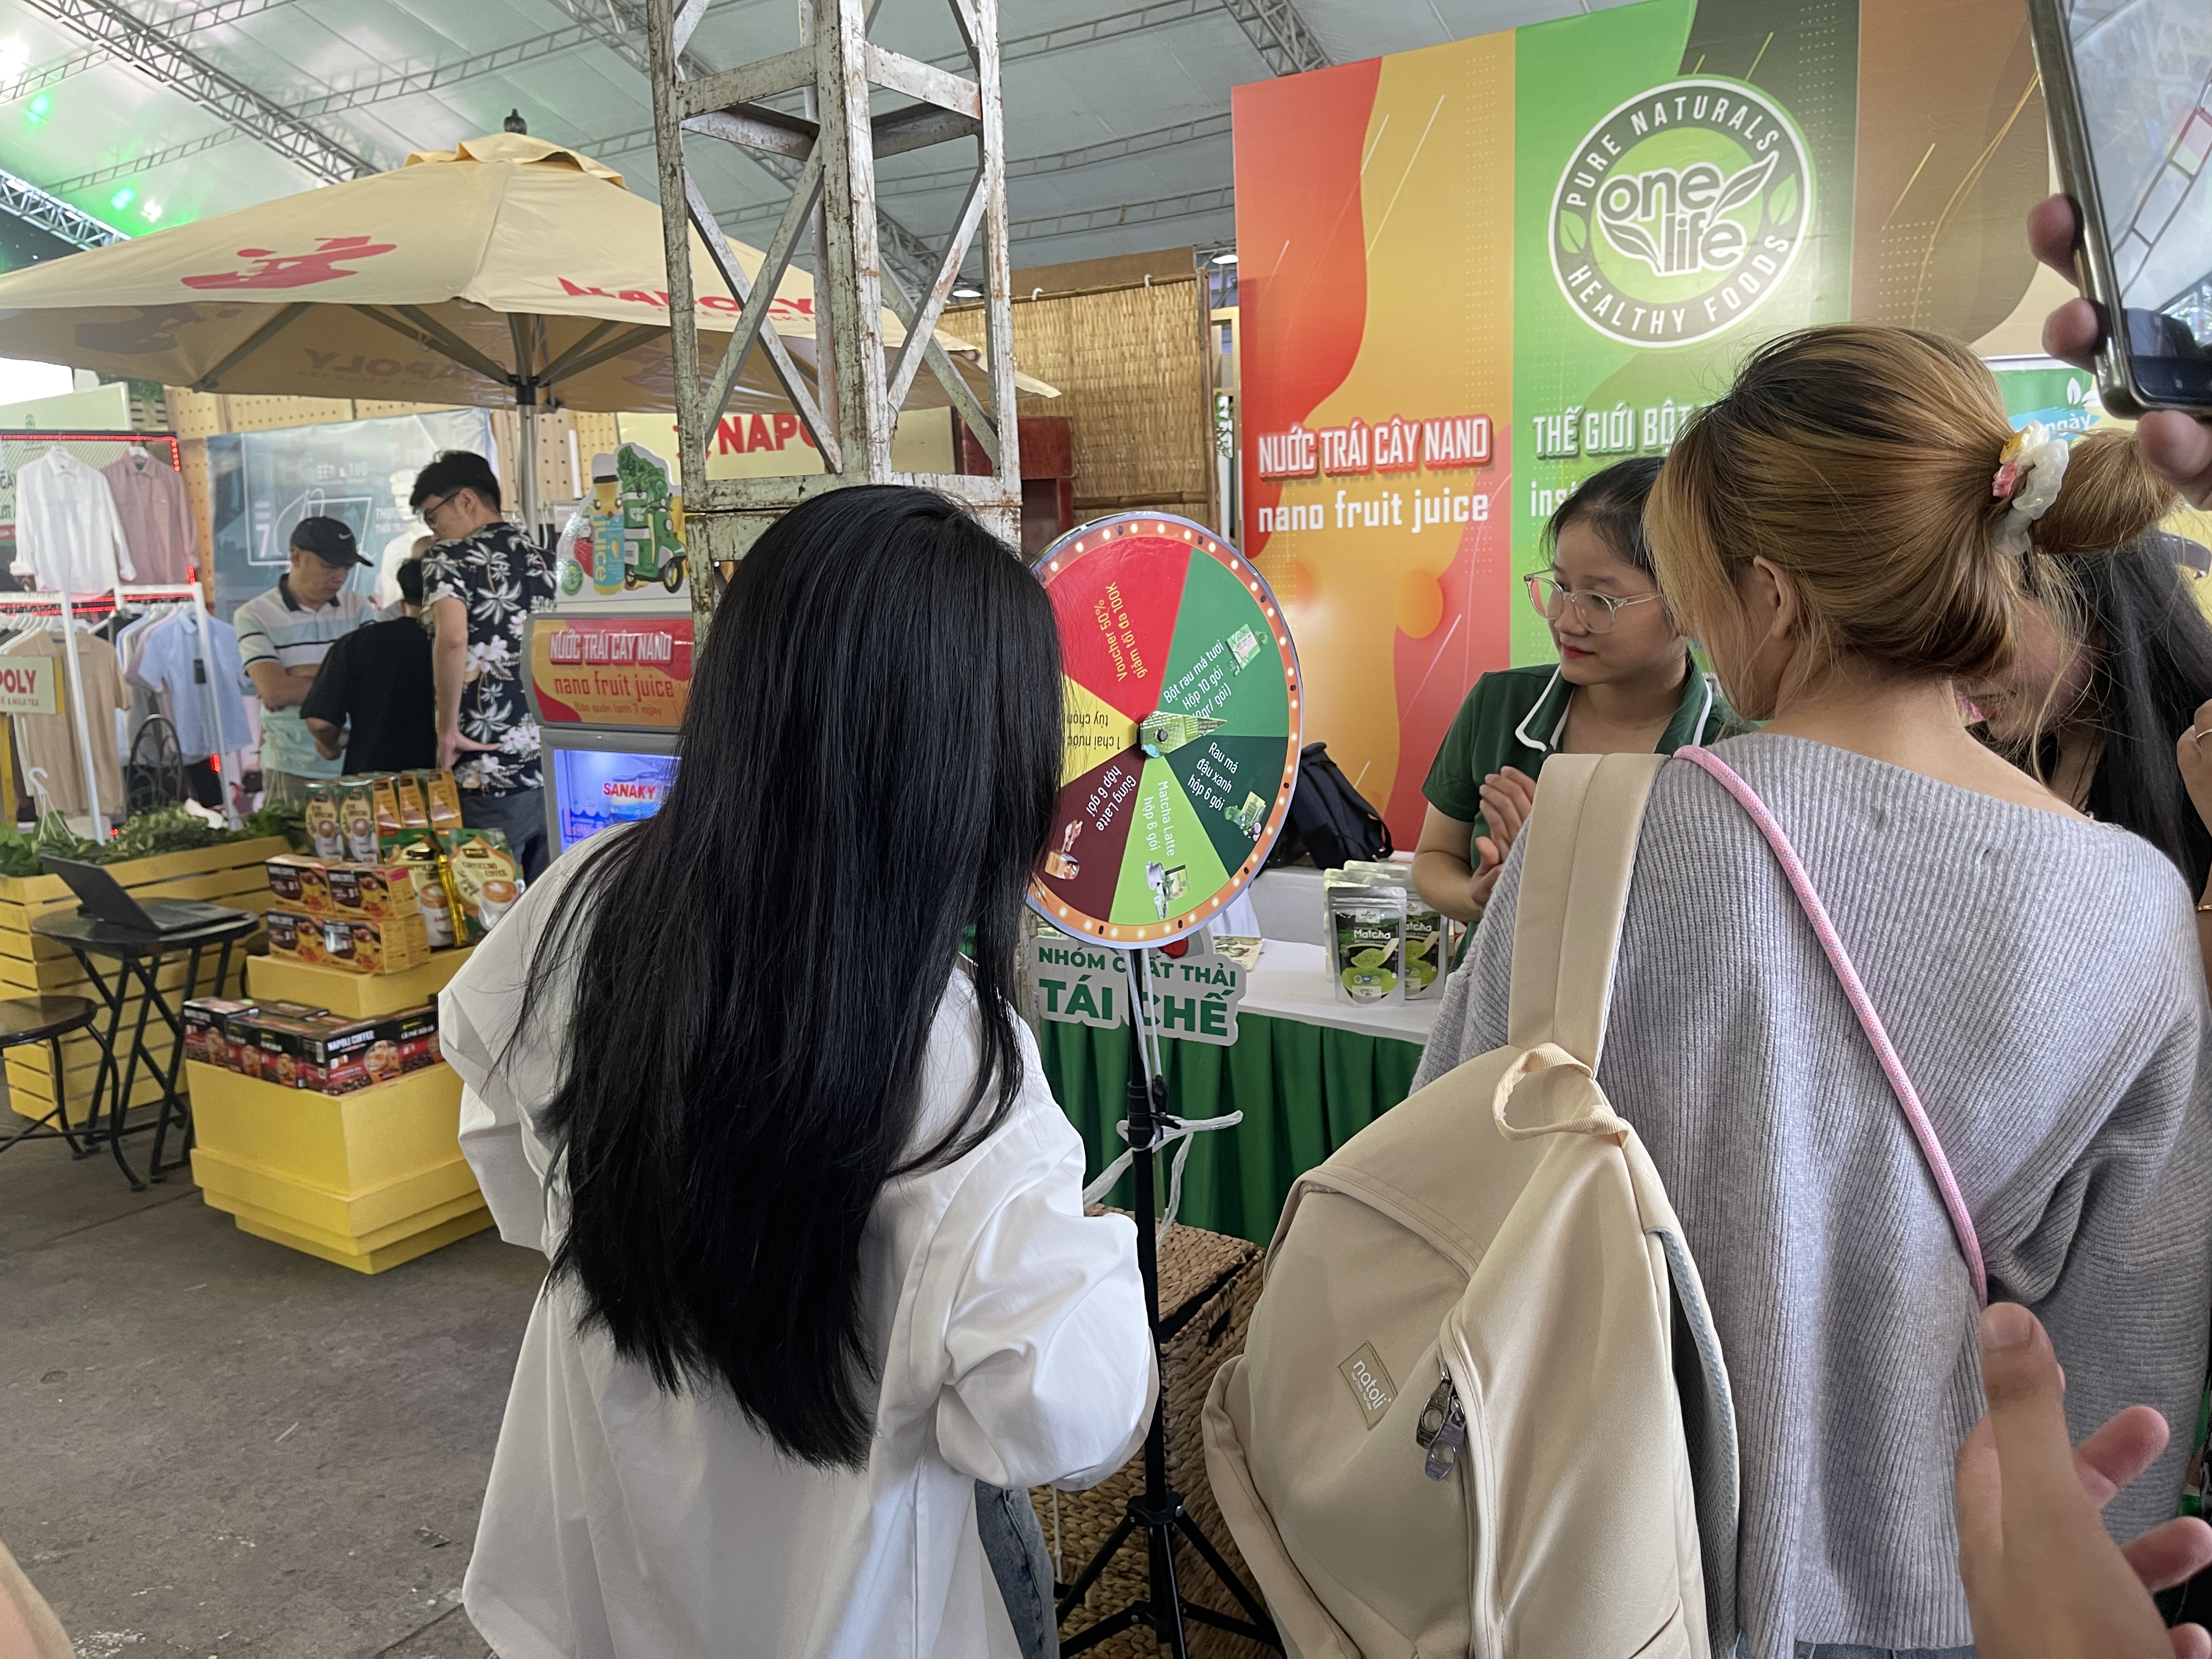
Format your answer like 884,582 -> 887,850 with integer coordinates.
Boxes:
1674,745 -> 1988,1306
1505,752 -> 1666,1068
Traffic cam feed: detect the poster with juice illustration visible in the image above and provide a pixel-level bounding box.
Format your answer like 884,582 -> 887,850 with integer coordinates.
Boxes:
1234,0 -> 2081,844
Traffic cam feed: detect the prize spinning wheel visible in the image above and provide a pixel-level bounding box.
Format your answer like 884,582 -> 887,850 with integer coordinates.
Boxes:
1028,511 -> 1302,946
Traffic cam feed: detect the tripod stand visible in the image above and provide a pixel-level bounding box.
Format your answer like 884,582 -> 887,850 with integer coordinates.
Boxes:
1056,949 -> 1281,1658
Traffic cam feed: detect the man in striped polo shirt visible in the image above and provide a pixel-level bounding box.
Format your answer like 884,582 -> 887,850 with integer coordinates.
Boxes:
234,516 -> 377,804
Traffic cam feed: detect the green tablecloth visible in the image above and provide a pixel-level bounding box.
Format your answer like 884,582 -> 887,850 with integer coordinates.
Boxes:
1037,1013 -> 1426,1246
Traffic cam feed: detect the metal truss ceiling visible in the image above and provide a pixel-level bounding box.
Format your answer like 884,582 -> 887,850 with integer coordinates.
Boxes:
0,0 -> 1630,272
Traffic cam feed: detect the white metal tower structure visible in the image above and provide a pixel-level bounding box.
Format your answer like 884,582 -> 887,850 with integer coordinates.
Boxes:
644,0 -> 1023,630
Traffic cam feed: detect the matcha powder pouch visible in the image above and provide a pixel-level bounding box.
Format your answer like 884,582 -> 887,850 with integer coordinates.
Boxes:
1340,861 -> 1442,1000
1324,871 -> 1405,1006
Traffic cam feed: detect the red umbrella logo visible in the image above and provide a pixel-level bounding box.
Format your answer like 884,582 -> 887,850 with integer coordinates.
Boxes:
182,235 -> 398,290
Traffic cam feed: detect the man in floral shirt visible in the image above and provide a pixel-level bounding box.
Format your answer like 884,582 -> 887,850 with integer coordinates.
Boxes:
411,451 -> 557,878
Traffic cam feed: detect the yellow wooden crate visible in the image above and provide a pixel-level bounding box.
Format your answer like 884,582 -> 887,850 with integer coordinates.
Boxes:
245,947 -> 475,1020
5,1048 -> 169,1113
186,1059 -> 489,1274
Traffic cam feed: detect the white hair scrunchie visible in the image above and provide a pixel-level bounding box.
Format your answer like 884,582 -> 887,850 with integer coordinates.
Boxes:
1991,420 -> 2070,557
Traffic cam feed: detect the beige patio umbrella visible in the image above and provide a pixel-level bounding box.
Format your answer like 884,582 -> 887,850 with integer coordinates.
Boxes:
0,131 -> 1047,527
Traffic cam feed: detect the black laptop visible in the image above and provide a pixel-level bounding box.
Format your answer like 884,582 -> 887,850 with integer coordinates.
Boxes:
44,857 -> 253,935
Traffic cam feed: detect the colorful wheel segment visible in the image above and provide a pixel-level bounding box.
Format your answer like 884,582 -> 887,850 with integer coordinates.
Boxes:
1029,511 -> 1302,946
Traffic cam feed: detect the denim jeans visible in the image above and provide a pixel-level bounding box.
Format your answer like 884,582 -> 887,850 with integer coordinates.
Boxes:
460,785 -> 549,882
977,1482 -> 1058,1659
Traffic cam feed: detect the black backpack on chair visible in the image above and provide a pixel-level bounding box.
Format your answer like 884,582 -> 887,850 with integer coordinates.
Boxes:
1267,742 -> 1393,870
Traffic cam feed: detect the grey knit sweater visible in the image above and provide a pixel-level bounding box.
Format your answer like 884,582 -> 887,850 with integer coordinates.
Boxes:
1414,733 -> 2212,1659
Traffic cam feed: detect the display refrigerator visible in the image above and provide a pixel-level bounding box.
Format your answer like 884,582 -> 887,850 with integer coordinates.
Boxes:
522,607 -> 692,857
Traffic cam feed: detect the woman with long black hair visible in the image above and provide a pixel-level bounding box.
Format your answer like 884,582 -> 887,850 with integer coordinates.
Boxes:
1968,530 -> 2212,975
441,487 -> 1155,1658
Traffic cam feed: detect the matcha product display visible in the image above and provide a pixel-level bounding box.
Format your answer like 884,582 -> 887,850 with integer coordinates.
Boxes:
1342,860 -> 1444,1000
1324,869 -> 1406,1006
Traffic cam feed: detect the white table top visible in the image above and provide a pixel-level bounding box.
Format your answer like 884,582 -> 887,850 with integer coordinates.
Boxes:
1242,940 -> 1441,1045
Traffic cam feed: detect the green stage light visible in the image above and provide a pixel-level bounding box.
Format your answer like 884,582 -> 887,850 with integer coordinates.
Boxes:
109,186 -> 134,211
25,93 -> 49,123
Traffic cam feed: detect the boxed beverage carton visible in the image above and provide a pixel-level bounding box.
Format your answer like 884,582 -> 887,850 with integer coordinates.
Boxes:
416,769 -> 463,831
303,785 -> 345,861
265,854 -> 332,916
369,774 -> 405,839
392,771 -> 431,830
334,778 -> 381,863
263,909 -> 322,965
183,997 -> 254,1065
313,912 -> 434,975
296,1005 -> 442,1093
325,860 -> 420,921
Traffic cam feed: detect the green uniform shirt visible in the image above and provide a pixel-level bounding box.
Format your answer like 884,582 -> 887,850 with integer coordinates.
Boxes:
1423,661 -> 1737,845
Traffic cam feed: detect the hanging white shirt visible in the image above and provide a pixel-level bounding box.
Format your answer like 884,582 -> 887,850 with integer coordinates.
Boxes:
440,843 -> 1157,1659
13,448 -> 134,594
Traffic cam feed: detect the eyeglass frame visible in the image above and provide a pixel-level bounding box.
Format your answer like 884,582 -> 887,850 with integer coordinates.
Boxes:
419,491 -> 458,531
1524,572 -> 1666,635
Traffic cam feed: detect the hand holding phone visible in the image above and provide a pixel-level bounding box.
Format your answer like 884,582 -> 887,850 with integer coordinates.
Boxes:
2025,0 -> 2212,422
2033,195 -> 2212,509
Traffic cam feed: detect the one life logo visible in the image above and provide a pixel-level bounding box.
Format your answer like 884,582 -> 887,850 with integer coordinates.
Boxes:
1549,77 -> 1812,349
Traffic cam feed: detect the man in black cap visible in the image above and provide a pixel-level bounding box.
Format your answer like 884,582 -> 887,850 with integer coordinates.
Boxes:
233,515 -> 377,805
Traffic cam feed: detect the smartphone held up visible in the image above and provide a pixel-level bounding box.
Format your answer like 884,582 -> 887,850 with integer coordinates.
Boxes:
2027,0 -> 2212,419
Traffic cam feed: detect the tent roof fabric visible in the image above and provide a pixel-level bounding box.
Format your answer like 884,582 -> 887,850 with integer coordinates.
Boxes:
0,0 -> 1642,276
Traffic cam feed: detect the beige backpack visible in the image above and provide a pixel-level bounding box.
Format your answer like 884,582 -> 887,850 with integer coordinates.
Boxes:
1201,752 -> 1740,1659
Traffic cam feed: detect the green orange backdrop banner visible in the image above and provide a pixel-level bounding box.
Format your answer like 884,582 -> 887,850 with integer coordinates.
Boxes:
1233,0 -> 2070,844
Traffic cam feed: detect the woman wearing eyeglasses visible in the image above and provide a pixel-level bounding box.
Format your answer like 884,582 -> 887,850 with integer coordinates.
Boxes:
1410,455 -> 1736,932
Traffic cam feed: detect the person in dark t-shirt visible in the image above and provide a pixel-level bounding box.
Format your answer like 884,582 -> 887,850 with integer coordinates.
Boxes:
303,558 -> 438,775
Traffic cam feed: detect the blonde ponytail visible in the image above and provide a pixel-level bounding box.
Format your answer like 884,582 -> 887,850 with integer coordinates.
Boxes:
1649,325 -> 2177,707
2025,428 -> 2179,558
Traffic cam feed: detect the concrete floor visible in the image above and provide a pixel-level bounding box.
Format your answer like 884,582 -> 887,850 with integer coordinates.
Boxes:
0,1093 -> 546,1658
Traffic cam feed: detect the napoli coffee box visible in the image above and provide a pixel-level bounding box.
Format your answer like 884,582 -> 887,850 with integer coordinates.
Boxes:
182,998 -> 329,1071
183,998 -> 255,1065
253,1003 -> 442,1093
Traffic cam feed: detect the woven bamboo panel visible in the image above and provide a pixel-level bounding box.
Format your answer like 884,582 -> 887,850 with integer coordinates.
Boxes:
944,276 -> 1209,517
1037,1220 -> 1270,1659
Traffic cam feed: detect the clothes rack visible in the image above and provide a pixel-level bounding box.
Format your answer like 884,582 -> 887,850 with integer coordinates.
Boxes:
0,588 -> 111,837
112,580 -> 240,828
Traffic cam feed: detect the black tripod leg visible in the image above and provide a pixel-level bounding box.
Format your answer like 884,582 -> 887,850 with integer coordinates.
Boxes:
1152,1508 -> 1190,1659
1179,1600 -> 1277,1643
1056,1513 -> 1137,1624
1176,1509 -> 1281,1643
1058,1602 -> 1147,1655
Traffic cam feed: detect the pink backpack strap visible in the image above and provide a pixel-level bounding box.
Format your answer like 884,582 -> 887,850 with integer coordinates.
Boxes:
1674,746 -> 1988,1306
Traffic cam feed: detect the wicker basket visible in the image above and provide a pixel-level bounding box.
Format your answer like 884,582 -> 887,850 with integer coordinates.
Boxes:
1034,1218 -> 1271,1658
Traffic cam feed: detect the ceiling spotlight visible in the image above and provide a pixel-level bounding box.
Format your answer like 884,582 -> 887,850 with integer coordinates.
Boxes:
109,185 -> 134,211
26,92 -> 50,123
951,286 -> 981,299
140,199 -> 163,223
1210,251 -> 1239,265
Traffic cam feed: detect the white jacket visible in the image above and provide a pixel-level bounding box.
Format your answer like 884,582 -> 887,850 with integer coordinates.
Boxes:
442,850 -> 1156,1659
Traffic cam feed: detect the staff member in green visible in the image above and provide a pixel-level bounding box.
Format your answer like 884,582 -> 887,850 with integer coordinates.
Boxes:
1412,456 -> 1736,930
